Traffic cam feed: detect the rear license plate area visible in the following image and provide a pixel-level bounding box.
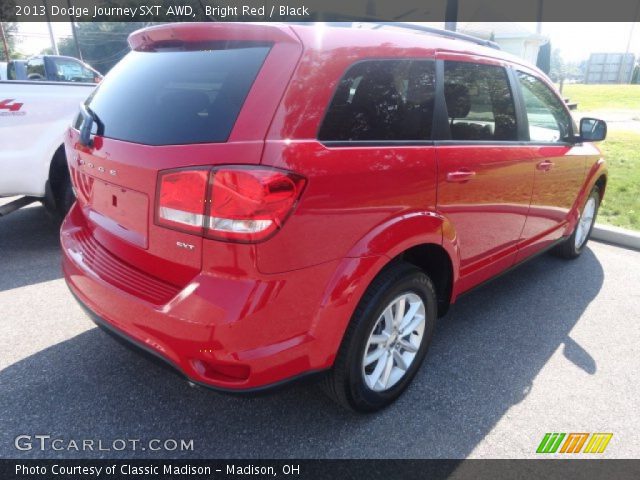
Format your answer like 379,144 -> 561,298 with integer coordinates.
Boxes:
89,180 -> 149,249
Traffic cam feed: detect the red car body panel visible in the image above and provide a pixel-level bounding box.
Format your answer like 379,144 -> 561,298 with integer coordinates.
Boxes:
61,22 -> 607,391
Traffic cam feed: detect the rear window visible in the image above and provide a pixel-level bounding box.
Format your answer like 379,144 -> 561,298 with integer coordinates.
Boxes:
84,42 -> 271,146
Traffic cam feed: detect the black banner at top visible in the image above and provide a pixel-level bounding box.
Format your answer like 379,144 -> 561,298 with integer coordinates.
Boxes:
1,0 -> 640,22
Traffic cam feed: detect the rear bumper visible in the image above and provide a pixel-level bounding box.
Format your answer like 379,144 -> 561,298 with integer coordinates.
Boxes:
70,287 -> 324,394
61,203 -> 337,391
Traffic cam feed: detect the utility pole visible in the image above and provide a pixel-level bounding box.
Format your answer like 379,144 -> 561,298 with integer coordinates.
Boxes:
43,0 -> 59,55
0,21 -> 10,61
444,0 -> 458,31
617,15 -> 638,83
536,0 -> 544,34
68,0 -> 83,61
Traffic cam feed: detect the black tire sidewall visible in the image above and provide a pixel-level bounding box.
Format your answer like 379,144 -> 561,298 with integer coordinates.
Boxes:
344,267 -> 437,411
55,173 -> 75,219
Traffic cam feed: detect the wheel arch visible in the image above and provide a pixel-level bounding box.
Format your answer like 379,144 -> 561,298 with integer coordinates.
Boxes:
594,173 -> 607,200
392,243 -> 454,317
308,212 -> 460,369
566,158 -> 608,235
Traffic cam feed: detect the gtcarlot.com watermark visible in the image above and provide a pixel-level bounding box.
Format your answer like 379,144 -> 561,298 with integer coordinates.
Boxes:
14,435 -> 194,453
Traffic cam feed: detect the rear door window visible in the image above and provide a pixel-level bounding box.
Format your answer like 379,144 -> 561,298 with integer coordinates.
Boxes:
516,71 -> 574,142
85,42 -> 271,146
7,62 -> 17,80
443,61 -> 518,141
318,59 -> 436,142
26,58 -> 46,81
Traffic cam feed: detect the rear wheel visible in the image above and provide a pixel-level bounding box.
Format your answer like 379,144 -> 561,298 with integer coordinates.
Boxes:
44,148 -> 76,220
553,187 -> 600,259
322,261 -> 437,412
53,171 -> 75,218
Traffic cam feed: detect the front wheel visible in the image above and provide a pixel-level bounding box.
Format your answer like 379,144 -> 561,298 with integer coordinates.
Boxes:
322,261 -> 437,412
553,187 -> 600,259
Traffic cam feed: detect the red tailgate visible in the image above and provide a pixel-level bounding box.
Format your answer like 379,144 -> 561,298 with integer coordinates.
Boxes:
66,23 -> 302,290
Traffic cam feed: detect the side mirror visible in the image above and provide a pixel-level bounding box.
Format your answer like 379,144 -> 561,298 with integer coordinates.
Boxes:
579,117 -> 607,142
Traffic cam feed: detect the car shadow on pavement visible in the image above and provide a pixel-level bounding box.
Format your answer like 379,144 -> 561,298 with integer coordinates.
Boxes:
0,247 -> 603,459
0,205 -> 62,292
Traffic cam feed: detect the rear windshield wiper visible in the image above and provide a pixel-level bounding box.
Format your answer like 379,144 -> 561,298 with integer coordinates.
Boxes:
79,103 -> 105,147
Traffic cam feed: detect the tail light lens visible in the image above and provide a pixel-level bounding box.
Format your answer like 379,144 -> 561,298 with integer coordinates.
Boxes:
157,169 -> 209,234
156,167 -> 306,243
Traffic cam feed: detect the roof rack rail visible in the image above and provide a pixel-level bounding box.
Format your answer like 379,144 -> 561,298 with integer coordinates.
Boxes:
371,22 -> 501,50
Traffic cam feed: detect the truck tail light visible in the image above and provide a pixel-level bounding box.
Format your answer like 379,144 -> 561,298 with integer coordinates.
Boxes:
156,167 -> 306,242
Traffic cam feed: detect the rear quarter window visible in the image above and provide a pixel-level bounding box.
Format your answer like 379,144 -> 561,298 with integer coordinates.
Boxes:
85,42 -> 271,146
318,59 -> 436,142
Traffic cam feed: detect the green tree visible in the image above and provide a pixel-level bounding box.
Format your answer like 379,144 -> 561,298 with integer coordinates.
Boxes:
536,42 -> 551,75
549,48 -> 565,83
632,62 -> 640,84
57,22 -> 147,74
1,22 -> 19,61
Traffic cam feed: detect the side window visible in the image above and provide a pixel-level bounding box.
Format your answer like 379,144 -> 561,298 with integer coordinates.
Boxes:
318,59 -> 436,142
443,61 -> 517,141
517,72 -> 573,142
50,58 -> 96,83
7,62 -> 16,80
26,58 -> 45,81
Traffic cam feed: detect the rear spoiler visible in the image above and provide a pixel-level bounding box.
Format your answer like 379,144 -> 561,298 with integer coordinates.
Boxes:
128,22 -> 300,51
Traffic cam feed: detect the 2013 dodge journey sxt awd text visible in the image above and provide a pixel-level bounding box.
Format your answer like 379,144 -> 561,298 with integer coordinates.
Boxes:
61,22 -> 608,411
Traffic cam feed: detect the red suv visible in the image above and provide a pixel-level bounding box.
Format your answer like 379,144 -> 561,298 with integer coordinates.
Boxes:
62,23 -> 607,411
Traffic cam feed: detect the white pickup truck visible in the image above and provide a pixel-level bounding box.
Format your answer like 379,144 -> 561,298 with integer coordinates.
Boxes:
0,80 -> 95,218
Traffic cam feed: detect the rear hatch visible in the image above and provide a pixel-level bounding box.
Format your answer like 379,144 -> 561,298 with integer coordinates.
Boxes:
67,23 -> 302,288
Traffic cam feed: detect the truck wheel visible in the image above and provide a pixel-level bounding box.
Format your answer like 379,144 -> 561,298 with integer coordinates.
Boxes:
54,171 -> 75,218
553,187 -> 600,259
322,261 -> 437,412
45,147 -> 76,219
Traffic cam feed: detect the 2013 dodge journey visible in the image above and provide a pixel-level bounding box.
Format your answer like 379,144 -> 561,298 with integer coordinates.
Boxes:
62,22 -> 608,411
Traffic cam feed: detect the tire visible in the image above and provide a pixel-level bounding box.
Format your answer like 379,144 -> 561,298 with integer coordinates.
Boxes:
322,261 -> 437,412
553,187 -> 600,259
45,149 -> 76,220
53,170 -> 75,218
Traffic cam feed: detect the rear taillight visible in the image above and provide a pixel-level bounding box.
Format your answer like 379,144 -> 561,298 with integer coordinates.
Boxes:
157,169 -> 209,234
156,167 -> 306,243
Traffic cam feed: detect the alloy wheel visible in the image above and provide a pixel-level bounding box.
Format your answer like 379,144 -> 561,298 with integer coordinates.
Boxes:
362,292 -> 426,392
575,196 -> 596,249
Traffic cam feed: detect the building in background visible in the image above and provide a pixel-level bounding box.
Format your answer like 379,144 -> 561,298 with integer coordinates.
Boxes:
457,22 -> 548,64
584,53 -> 637,84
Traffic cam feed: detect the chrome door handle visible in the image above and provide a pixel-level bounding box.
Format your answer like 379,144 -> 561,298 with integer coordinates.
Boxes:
446,170 -> 476,183
537,160 -> 555,171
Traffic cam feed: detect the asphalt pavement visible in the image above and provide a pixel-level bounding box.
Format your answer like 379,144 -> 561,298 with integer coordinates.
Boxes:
1,202 -> 639,459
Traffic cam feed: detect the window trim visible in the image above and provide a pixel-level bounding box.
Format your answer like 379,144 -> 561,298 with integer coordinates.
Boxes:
513,68 -> 577,146
316,57 -> 437,147
322,140 -> 436,148
506,66 -> 531,141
